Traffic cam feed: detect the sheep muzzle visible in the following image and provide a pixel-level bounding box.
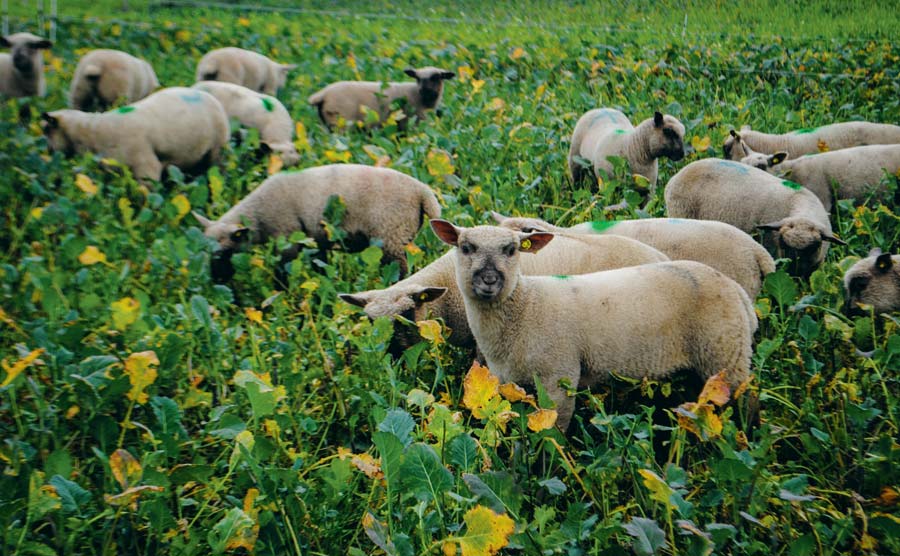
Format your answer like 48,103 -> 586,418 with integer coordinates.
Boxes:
472,268 -> 504,300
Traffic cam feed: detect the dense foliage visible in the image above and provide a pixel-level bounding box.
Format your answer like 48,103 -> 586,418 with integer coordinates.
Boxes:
1,2 -> 899,555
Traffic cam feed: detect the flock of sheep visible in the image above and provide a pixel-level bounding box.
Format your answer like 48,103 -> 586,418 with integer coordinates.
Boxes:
3,30 -> 900,430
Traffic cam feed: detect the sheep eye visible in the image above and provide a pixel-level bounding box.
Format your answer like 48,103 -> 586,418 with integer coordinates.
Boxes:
503,243 -> 517,257
521,226 -> 535,233
460,243 -> 475,255
663,129 -> 676,139
849,276 -> 870,293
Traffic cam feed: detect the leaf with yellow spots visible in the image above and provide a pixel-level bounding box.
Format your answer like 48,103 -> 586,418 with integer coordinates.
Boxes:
267,153 -> 284,175
698,371 -> 731,406
418,319 -> 444,345
111,296 -> 140,330
426,148 -> 455,177
1,348 -> 44,388
638,468 -> 676,509
75,173 -> 98,195
27,471 -> 61,520
351,452 -> 383,479
691,135 -> 711,152
455,505 -> 515,556
676,401 -> 723,440
245,307 -> 264,324
362,144 -> 391,166
527,408 -> 558,432
509,47 -> 526,60
78,245 -> 107,266
462,361 -> 500,419
170,194 -> 190,221
124,351 -> 158,404
109,448 -> 142,489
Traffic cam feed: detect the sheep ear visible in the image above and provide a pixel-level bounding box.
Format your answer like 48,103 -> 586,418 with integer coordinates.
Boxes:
0,36 -> 10,48
257,141 -> 273,156
31,39 -> 52,49
769,152 -> 788,166
489,211 -> 507,223
729,129 -> 740,139
281,64 -> 297,72
410,286 -> 447,305
440,71 -> 455,80
868,247 -> 883,258
741,125 -> 751,131
40,112 -> 59,129
757,220 -> 786,232
874,253 -> 894,273
230,227 -> 250,242
404,68 -> 418,78
338,292 -> 371,308
518,232 -> 554,253
820,230 -> 847,246
192,211 -> 213,228
430,219 -> 460,246
653,111 -> 664,127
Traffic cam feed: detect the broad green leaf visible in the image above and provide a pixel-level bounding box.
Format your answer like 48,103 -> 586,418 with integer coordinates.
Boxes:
463,471 -> 523,517
400,443 -> 453,503
207,507 -> 256,555
623,516 -> 667,556
49,475 -> 91,514
448,433 -> 478,472
373,431 -> 405,492
764,270 -> 797,308
377,409 -> 416,447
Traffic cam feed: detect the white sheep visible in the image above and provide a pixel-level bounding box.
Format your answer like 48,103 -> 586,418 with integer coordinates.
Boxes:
431,220 -> 756,430
739,140 -> 900,211
843,248 -> 900,316
490,212 -> 775,298
0,32 -> 52,97
195,47 -> 296,95
193,164 -> 441,278
69,49 -> 159,111
192,80 -> 299,166
307,66 -> 455,129
568,108 -> 685,189
339,229 -> 669,352
41,87 -> 229,183
665,159 -> 845,277
723,122 -> 900,161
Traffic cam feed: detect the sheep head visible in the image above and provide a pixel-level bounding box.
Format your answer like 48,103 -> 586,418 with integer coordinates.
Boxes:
490,211 -> 556,234
404,66 -> 455,109
2,32 -> 52,74
843,249 -> 900,316
648,111 -> 685,161
757,217 -> 845,276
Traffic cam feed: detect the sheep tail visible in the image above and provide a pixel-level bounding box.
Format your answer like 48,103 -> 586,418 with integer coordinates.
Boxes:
754,244 -> 776,281
420,190 -> 442,224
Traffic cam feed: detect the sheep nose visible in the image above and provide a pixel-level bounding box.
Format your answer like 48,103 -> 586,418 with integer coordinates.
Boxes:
480,270 -> 499,285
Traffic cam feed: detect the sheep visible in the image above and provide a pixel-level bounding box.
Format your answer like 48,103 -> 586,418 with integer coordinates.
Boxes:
430,220 -> 756,430
339,229 -> 670,353
490,212 -> 775,299
195,47 -> 296,95
843,248 -> 900,316
739,139 -> 900,211
307,66 -> 455,130
193,164 -> 441,280
568,108 -> 685,190
192,80 -> 299,166
69,49 -> 159,111
664,159 -> 845,277
723,122 -> 900,161
0,32 -> 52,97
41,87 -> 229,183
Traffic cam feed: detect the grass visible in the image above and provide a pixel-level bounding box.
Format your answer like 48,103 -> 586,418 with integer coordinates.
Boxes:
1,1 -> 899,555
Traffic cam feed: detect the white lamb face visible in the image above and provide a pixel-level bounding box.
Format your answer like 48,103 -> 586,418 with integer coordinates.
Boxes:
404,66 -> 455,109
267,142 -> 300,166
431,221 -> 553,303
490,212 -> 554,234
648,112 -> 685,161
843,250 -> 900,316
2,33 -> 52,74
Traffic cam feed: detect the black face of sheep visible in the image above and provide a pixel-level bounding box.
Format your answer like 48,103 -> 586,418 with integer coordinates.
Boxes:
404,68 -> 455,109
2,36 -> 52,74
653,111 -> 685,161
843,250 -> 898,316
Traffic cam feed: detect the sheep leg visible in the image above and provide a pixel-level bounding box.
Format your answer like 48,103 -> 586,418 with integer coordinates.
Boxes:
543,368 -> 580,432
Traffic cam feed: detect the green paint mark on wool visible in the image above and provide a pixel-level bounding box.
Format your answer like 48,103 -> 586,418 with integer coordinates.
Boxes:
261,97 -> 275,112
553,275 -> 571,280
782,179 -> 803,190
589,220 -> 618,233
793,127 -> 819,134
116,106 -> 135,114
614,129 -> 627,134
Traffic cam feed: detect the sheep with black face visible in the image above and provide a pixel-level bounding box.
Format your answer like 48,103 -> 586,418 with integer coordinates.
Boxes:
0,32 -> 52,97
843,249 -> 900,316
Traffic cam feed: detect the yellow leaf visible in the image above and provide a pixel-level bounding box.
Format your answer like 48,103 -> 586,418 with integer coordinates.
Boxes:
498,382 -> 531,404
109,448 -> 142,489
175,29 -> 191,42
267,153 -> 284,175
238,16 -> 250,26
124,351 -> 159,404
509,47 -> 526,60
443,541 -> 458,556
698,371 -> 731,406
677,401 -> 723,440
209,168 -> 224,203
632,173 -> 651,192
456,505 -> 515,556
30,206 -> 44,220
245,307 -> 264,324
638,468 -> 676,509
75,173 -> 98,195
231,430 -> 256,467
457,65 -> 474,83
526,408 -> 558,432
170,194 -> 191,221
78,245 -> 107,266
111,24 -> 121,36
485,97 -> 505,112
351,452 -> 383,479
111,296 -> 141,330
471,79 -> 485,94
426,148 -> 455,177
817,139 -> 830,152
104,485 -> 163,508
418,319 -> 444,345
243,488 -> 260,518
462,361 -> 500,419
65,405 -> 80,419
294,121 -> 310,152
1,348 -> 44,388
405,242 -> 423,256
324,150 -> 351,163
691,135 -> 711,152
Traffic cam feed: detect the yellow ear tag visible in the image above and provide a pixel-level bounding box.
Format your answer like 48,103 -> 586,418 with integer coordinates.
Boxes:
520,239 -> 532,250
878,260 -> 888,270
419,293 -> 428,300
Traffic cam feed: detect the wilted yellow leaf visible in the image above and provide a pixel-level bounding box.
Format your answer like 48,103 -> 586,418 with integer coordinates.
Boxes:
294,121 -> 310,152
698,371 -> 731,406
405,242 -> 423,256
111,296 -> 140,330
351,452 -> 383,479
324,150 -> 351,163
638,468 -> 676,509
456,505 -> 515,556
462,361 -> 499,419
124,351 -> 159,404
457,65 -> 474,82
443,541 -> 458,556
418,319 -> 444,345
1,348 -> 44,388
75,173 -> 98,195
471,79 -> 485,94
104,485 -> 163,508
509,47 -> 526,60
78,245 -> 107,266
109,448 -> 142,489
526,408 -> 558,432
691,135 -> 711,152
170,194 -> 191,221
426,148 -> 455,177
245,307 -> 264,324
817,139 -> 830,152
238,16 -> 250,26
498,382 -> 531,404
677,401 -> 723,440
267,153 -> 284,175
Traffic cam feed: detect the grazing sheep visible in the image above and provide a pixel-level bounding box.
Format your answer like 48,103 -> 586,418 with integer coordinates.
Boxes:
665,159 -> 845,277
0,32 -> 52,97
339,230 -> 669,352
723,122 -> 900,161
843,248 -> 900,316
69,49 -> 159,111
193,164 -> 441,279
431,220 -> 756,430
568,108 -> 685,189
192,80 -> 299,165
739,139 -> 900,211
195,47 -> 296,95
41,87 -> 229,182
307,66 -> 455,129
490,212 -> 775,298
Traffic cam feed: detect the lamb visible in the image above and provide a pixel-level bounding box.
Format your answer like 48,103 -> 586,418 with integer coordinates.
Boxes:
490,212 -> 775,299
0,32 -> 52,97
192,80 -> 299,166
430,220 -> 756,430
307,66 -> 455,129
843,248 -> 900,316
739,139 -> 900,211
568,108 -> 685,189
664,159 -> 845,277
41,87 -> 229,182
723,122 -> 900,161
339,229 -> 669,353
193,164 -> 441,279
195,47 -> 296,95
69,49 -> 159,111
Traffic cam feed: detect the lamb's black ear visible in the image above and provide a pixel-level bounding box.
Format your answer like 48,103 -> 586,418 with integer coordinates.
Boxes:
0,36 -> 11,48
257,141 -> 273,156
230,227 -> 250,242
40,112 -> 58,129
410,287 -> 448,304
338,293 -> 370,308
757,220 -> 786,232
769,152 -> 788,166
430,219 -> 460,246
404,68 -> 418,78
440,71 -> 455,80
31,39 -> 52,49
654,111 -> 664,127
729,129 -> 739,139
875,253 -> 894,273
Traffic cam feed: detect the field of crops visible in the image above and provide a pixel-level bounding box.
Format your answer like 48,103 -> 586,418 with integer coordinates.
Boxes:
1,1 -> 899,555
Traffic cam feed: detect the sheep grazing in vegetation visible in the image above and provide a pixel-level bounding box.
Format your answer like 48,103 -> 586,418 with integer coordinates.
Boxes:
41,87 -> 229,182
192,80 -> 299,165
69,49 -> 159,111
490,212 -> 774,298
307,66 -> 455,129
723,122 -> 900,161
431,220 -> 756,430
843,249 -> 900,316
665,159 -> 845,277
0,32 -> 52,97
42,87 -> 227,180
195,47 -> 296,95
568,108 -> 685,189
739,139 -> 900,211
339,230 -> 669,353
194,164 -> 441,280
